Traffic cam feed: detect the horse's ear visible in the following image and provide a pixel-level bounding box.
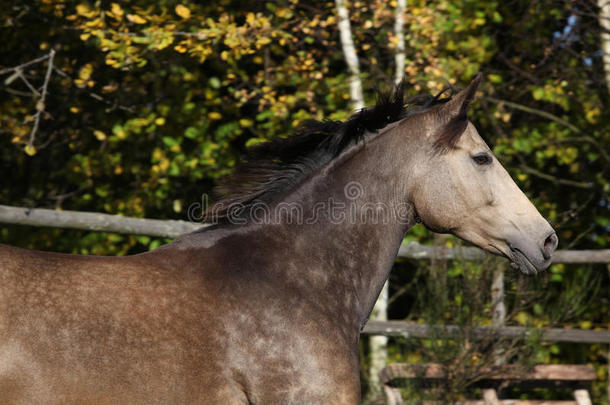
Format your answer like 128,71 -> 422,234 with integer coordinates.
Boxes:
443,73 -> 482,119
433,73 -> 482,152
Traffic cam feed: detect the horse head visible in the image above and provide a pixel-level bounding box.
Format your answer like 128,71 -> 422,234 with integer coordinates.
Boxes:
408,75 -> 558,274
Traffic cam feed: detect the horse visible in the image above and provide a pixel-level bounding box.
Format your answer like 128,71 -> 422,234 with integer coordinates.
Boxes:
0,74 -> 557,404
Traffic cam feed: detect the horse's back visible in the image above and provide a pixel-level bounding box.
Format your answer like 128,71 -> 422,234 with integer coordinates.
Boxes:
0,243 -> 246,404
0,234 -> 360,404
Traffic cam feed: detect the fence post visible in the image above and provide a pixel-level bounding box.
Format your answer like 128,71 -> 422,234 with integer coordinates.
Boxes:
369,281 -> 389,395
491,263 -> 506,366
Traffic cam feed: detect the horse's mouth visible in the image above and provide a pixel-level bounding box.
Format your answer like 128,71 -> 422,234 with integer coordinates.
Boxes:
508,248 -> 539,275
488,243 -> 538,275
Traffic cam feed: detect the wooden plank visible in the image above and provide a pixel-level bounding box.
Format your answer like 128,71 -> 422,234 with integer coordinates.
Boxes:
1,205 -> 609,264
483,388 -> 499,405
406,399 -> 578,405
383,385 -> 404,405
396,241 -> 610,264
500,399 -> 578,405
362,320 -> 610,344
397,242 -> 485,261
573,389 -> 592,405
0,205 -> 200,238
551,249 -> 610,264
379,364 -> 595,384
379,363 -> 444,381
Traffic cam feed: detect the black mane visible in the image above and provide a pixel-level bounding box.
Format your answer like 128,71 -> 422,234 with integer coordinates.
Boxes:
203,80 -> 453,223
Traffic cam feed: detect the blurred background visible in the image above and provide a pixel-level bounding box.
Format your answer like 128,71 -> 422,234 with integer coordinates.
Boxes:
0,0 -> 608,402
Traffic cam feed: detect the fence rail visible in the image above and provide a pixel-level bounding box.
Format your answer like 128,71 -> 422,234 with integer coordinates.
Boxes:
2,204 -> 609,344
2,205 -> 610,264
362,320 -> 610,344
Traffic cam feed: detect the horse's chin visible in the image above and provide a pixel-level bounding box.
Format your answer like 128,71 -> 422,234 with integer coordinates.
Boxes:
508,243 -> 553,275
488,243 -> 547,275
508,256 -> 538,275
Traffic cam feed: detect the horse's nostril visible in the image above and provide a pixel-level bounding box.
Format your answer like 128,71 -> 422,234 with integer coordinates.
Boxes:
543,232 -> 558,259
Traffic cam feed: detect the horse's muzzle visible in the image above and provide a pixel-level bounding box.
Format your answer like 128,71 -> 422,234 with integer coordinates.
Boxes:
508,231 -> 558,275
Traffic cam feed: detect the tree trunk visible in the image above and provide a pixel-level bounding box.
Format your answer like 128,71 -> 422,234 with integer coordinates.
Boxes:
368,0 -> 407,395
368,281 -> 388,395
599,0 -> 610,94
394,0 -> 407,84
334,0 -> 364,111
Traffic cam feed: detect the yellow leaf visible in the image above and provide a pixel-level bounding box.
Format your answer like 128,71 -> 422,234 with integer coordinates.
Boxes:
155,117 -> 166,126
579,320 -> 592,330
78,63 -> 93,81
257,37 -> 271,47
111,3 -> 123,17
127,14 -> 147,24
76,4 -> 90,16
175,4 -> 191,19
276,8 -> 293,19
102,82 -> 118,93
208,112 -> 222,120
515,311 -> 529,325
246,12 -> 255,24
94,130 -> 106,141
159,158 -> 170,172
174,44 -> 188,53
173,200 -> 182,213
24,144 -> 36,156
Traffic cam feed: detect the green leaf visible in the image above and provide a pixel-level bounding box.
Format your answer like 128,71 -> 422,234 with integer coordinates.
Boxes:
162,136 -> 179,147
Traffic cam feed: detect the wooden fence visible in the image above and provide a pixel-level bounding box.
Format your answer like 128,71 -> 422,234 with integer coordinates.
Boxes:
1,203 -> 609,344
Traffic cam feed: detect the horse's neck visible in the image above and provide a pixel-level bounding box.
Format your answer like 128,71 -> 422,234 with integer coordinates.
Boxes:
269,130 -> 418,326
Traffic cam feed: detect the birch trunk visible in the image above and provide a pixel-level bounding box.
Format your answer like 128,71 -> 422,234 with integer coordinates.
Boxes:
369,0 -> 407,395
334,0 -> 364,111
368,282 -> 388,395
491,264 -> 507,366
599,2 -> 610,396
599,0 -> 610,94
394,0 -> 407,84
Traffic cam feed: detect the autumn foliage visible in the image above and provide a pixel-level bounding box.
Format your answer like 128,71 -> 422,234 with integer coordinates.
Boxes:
0,0 -> 608,401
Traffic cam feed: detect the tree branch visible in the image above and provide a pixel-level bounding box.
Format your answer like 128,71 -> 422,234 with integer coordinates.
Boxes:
0,53 -> 52,76
517,161 -> 593,189
28,49 -> 55,148
485,96 -> 609,163
483,96 -> 581,134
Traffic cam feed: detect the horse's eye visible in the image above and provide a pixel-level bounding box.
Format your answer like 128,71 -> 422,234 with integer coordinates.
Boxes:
472,153 -> 492,165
